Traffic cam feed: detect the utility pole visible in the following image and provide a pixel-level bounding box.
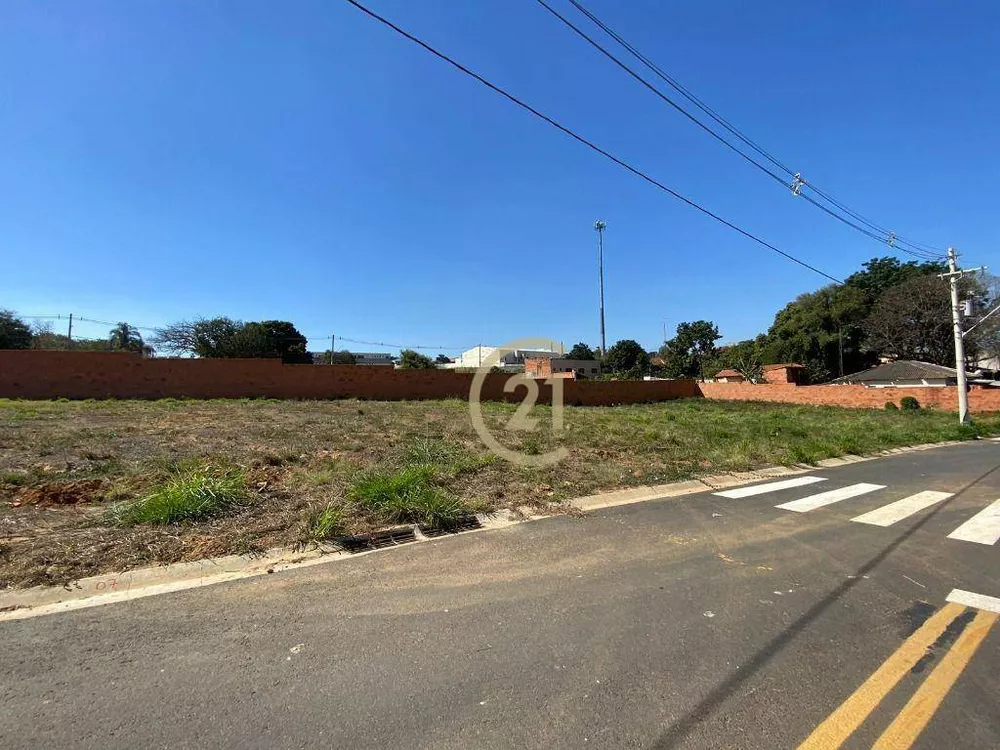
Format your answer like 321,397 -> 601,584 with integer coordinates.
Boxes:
594,220 -> 607,355
330,333 -> 336,364
838,324 -> 844,378
67,313 -> 73,348
941,248 -> 984,424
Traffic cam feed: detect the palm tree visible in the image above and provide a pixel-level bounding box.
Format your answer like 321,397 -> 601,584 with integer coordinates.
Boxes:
108,322 -> 154,357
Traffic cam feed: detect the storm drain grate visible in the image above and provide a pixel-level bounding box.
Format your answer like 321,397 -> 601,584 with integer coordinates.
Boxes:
337,527 -> 418,553
418,514 -> 484,538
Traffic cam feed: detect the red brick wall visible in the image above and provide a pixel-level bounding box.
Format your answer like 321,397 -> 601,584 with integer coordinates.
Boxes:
0,351 -> 698,405
698,382 -> 1000,412
762,366 -> 805,385
524,357 -> 552,378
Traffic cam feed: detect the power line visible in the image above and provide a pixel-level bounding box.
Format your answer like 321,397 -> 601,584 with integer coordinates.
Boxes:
313,335 -> 469,351
24,313 -> 471,352
342,0 -> 843,285
551,0 -> 947,260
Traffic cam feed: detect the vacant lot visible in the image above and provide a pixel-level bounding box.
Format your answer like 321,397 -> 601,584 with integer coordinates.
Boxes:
1,397 -> 996,588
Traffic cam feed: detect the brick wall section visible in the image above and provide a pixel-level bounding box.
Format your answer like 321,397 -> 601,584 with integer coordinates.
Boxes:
524,357 -> 552,379
0,351 -> 698,405
9,351 -> 996,411
698,382 -> 1000,412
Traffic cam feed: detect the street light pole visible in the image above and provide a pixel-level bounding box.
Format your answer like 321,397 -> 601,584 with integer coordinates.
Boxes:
594,220 -> 607,355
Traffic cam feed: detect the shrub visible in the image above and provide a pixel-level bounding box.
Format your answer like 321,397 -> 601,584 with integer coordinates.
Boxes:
347,466 -> 469,529
900,396 -> 921,411
304,504 -> 347,541
107,467 -> 249,525
884,401 -> 899,410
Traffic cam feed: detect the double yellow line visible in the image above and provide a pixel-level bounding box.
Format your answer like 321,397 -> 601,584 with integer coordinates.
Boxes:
799,601 -> 997,749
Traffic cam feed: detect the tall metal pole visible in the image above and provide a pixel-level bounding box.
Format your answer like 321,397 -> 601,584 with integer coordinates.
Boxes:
594,220 -> 607,355
838,324 -> 844,378
946,248 -> 971,424
67,313 -> 73,348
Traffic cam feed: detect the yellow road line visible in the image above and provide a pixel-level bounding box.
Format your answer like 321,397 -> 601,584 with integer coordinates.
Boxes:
872,609 -> 998,749
797,602 -> 965,749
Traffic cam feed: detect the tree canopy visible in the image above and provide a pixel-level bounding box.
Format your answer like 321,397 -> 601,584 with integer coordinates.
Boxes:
757,256 -> 951,382
660,320 -> 721,379
153,318 -> 309,362
863,274 -> 985,367
108,322 -> 153,356
399,349 -> 435,369
567,342 -> 596,360
316,350 -> 358,365
0,310 -> 33,350
603,339 -> 650,378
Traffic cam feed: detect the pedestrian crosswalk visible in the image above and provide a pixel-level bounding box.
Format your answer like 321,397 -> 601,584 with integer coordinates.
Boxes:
775,483 -> 885,513
947,498 -> 1000,545
713,476 -> 1000,546
851,491 -> 953,527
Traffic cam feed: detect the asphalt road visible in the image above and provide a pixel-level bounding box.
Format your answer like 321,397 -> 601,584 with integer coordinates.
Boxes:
1,441 -> 998,749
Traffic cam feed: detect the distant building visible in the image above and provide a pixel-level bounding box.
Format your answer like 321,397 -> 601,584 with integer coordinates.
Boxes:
829,360 -> 972,388
351,352 -> 396,366
525,357 -> 601,380
442,345 -> 565,371
712,363 -> 806,384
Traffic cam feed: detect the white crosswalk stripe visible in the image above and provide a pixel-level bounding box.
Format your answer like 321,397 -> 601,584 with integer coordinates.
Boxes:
947,499 -> 1000,545
774,483 -> 886,513
714,476 -> 999,546
712,475 -> 826,499
850,491 -> 953,527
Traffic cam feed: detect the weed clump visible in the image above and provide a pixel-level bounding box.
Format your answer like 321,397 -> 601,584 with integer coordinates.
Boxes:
304,504 -> 347,541
347,465 -> 469,529
107,467 -> 249,525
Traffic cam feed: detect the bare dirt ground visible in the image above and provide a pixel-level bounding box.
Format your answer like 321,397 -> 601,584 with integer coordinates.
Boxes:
2,397 -> 995,588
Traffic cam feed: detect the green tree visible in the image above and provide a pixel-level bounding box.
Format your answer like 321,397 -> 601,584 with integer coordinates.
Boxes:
399,349 -> 435,369
154,318 -> 237,357
153,318 -> 308,362
0,310 -> 33,349
844,257 -> 948,302
603,339 -> 650,378
317,350 -> 357,365
703,337 -> 767,379
567,342 -> 596,360
762,285 -> 870,383
661,320 -> 721,379
109,322 -> 154,357
863,275 -> 961,366
761,257 -> 950,383
241,320 -> 310,363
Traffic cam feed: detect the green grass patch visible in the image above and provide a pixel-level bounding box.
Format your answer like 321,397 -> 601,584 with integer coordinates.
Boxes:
304,503 -> 347,541
106,467 -> 250,525
347,465 -> 470,529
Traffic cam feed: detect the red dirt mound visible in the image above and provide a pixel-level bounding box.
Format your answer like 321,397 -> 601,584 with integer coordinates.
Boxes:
13,480 -> 105,507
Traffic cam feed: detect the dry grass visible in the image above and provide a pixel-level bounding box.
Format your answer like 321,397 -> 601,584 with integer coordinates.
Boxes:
1,397 -> 997,588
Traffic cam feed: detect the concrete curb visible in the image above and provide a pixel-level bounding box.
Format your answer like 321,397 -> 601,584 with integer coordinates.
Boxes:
0,511 -> 524,623
564,440 -> 967,512
0,438 -> 973,622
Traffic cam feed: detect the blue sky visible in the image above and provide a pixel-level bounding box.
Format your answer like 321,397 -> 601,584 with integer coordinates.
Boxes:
3,1 -> 998,354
